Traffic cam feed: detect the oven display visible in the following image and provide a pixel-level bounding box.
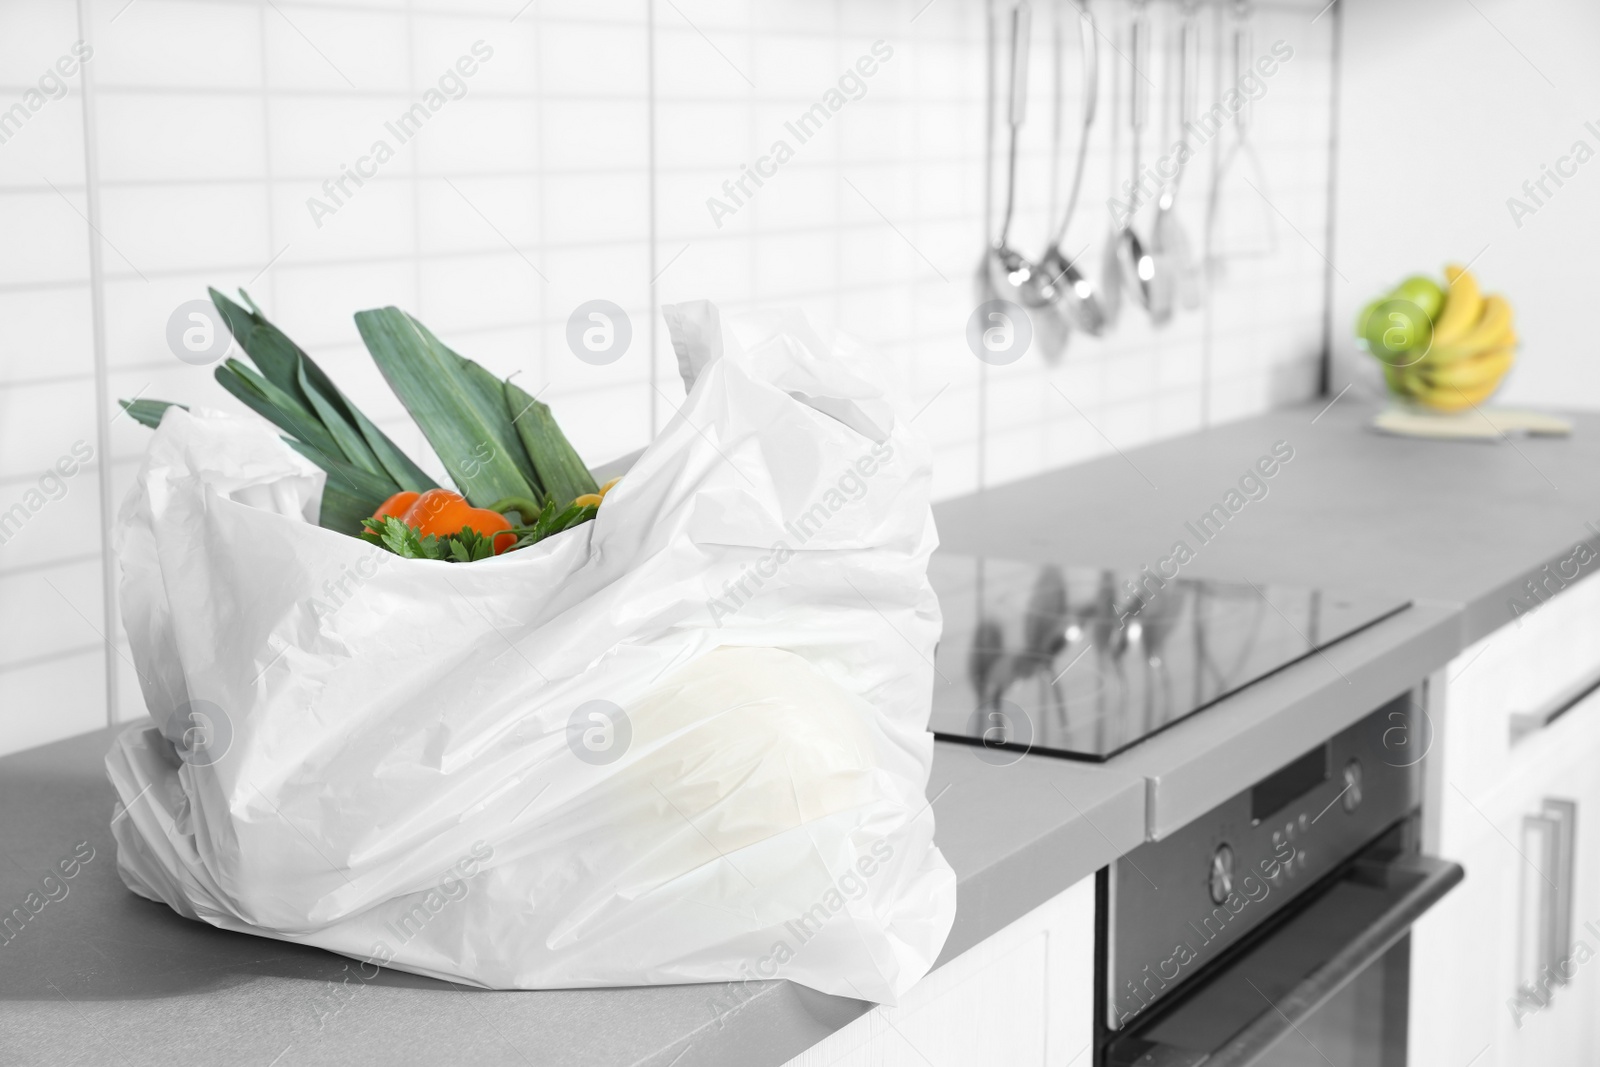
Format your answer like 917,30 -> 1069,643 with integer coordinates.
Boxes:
1251,743 -> 1330,823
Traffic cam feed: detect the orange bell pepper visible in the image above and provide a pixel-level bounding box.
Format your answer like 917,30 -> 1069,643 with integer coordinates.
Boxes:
400,488 -> 516,555
372,490 -> 421,521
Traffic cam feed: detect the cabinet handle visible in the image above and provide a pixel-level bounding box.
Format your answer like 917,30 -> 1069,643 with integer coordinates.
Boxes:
1519,812 -> 1557,999
1518,798 -> 1577,1003
1509,665 -> 1600,743
1543,798 -> 1577,988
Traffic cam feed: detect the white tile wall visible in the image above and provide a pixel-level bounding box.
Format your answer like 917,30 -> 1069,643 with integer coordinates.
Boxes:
0,0 -> 1334,756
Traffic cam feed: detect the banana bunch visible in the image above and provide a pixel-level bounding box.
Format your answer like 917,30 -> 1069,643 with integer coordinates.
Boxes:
1356,265 -> 1517,413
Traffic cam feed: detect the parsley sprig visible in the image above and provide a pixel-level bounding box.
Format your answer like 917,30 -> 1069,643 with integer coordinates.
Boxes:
360,516 -> 500,562
511,500 -> 598,550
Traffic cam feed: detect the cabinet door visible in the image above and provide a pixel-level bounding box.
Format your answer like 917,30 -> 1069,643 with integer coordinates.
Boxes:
779,873 -> 1094,1067
1411,688 -> 1600,1067
1494,727 -> 1600,1065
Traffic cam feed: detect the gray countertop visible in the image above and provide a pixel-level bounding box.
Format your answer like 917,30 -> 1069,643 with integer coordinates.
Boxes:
6,399 -> 1596,1066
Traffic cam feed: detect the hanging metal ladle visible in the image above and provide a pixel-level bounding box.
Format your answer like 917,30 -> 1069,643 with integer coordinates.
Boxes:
984,1 -> 1036,301
1114,2 -> 1166,315
1020,0 -> 1105,336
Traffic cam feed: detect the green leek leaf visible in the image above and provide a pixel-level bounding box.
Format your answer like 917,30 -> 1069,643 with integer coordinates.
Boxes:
504,378 -> 597,508
212,288 -> 436,493
119,398 -> 186,430
296,357 -> 385,477
209,288 -> 308,407
354,307 -> 539,508
404,315 -> 540,494
282,439 -> 393,534
214,359 -> 346,464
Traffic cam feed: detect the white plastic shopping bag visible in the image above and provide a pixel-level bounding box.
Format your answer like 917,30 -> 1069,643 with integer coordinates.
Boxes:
106,301 -> 956,1002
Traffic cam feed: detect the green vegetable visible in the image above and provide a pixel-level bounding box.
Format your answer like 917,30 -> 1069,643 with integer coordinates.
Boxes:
505,378 -> 597,508
119,398 -> 186,429
209,289 -> 437,494
354,307 -> 540,509
120,291 -> 603,559
359,500 -> 599,563
191,290 -> 443,534
284,441 -> 397,536
360,515 -> 501,563
486,496 -> 543,525
297,356 -> 384,477
215,358 -> 347,463
514,500 -> 599,550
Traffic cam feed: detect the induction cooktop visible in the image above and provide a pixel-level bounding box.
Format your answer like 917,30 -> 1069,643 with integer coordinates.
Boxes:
928,554 -> 1411,762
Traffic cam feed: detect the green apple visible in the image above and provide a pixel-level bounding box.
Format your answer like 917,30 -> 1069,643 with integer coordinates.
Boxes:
1390,275 -> 1445,322
1361,297 -> 1433,365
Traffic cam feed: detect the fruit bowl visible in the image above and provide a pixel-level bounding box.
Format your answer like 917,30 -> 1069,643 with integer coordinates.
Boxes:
1356,265 -> 1516,413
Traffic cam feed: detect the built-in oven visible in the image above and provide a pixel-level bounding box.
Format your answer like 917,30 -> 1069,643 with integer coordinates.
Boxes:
1096,692 -> 1463,1067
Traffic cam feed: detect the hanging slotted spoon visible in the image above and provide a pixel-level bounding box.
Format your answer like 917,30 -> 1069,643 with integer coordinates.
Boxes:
1021,0 -> 1105,337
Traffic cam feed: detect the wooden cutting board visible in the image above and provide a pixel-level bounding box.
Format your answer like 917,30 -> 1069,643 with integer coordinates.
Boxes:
1371,406 -> 1573,441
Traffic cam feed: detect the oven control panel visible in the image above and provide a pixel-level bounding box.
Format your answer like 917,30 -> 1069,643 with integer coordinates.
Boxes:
1103,691 -> 1421,1032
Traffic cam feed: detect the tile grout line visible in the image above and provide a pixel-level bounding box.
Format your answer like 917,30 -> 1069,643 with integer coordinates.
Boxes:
832,0 -> 843,347
0,551 -> 105,582
0,151 -> 996,187
1200,0 -> 1223,430
647,0 -> 658,439
77,0 -> 120,729
406,0 -> 423,319
0,87 -> 997,112
0,641 -> 110,678
534,3 -> 548,401
746,15 -> 757,361
258,1 -> 280,313
977,0 -> 994,494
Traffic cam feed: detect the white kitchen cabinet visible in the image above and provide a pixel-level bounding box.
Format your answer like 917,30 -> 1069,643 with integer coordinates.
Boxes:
1411,575 -> 1600,1067
779,873 -> 1094,1067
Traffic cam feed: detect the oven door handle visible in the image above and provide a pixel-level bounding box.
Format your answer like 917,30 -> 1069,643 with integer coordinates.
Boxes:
1198,853 -> 1464,1067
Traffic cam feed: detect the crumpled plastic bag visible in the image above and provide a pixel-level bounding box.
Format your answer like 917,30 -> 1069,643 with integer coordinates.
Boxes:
105,300 -> 956,1002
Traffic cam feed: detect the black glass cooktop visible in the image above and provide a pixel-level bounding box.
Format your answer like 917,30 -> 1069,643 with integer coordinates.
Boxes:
928,554 -> 1411,762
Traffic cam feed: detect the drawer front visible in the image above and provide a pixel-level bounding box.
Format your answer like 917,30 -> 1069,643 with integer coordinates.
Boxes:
1443,573 -> 1600,789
